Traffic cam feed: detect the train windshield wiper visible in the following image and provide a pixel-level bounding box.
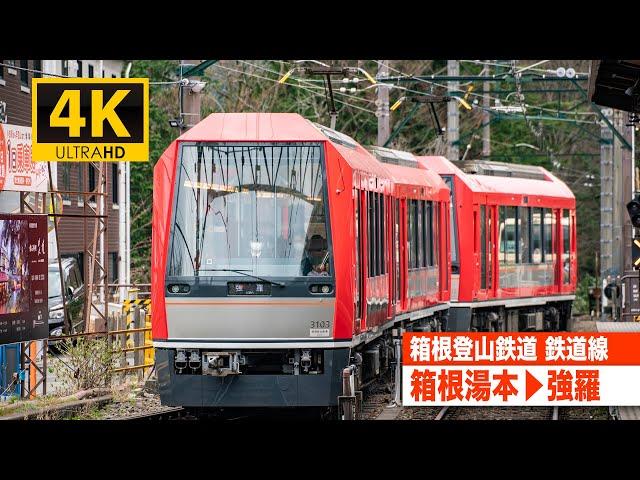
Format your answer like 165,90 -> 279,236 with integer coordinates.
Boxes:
199,268 -> 285,288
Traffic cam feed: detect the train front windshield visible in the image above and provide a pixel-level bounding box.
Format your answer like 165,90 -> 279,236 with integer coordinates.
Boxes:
168,142 -> 332,278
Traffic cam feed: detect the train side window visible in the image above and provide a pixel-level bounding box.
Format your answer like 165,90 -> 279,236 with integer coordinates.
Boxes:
355,192 -> 361,318
480,205 -> 486,289
543,208 -> 552,263
418,201 -> 423,268
499,206 -> 517,265
532,208 -> 542,264
518,207 -> 530,264
368,191 -> 375,278
425,201 -> 432,267
380,194 -> 385,275
562,209 -> 570,284
433,202 -> 439,268
409,199 -> 419,269
395,198 -> 400,301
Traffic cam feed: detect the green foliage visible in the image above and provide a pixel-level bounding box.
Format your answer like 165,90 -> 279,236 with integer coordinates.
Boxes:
573,273 -> 596,315
49,337 -> 122,394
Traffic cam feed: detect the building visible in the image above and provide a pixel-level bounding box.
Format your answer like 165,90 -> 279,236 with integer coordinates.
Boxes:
0,60 -> 125,283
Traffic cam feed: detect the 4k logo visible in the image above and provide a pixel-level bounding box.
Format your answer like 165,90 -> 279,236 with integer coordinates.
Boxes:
32,78 -> 148,162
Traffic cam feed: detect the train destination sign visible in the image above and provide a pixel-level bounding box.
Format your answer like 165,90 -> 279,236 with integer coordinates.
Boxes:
31,78 -> 149,162
403,332 -> 640,406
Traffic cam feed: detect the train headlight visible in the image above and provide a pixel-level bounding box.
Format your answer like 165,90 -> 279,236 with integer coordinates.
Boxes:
168,284 -> 190,294
309,284 -> 333,294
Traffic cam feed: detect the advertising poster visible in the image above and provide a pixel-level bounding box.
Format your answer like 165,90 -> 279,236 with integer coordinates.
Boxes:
0,214 -> 48,345
0,123 -> 56,193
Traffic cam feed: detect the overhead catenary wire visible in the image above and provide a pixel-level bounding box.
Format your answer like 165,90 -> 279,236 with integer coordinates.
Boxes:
211,62 -> 375,114
372,60 -> 597,118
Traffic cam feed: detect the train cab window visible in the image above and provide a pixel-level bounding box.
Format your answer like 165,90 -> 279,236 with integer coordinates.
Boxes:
168,143 -> 332,279
562,209 -> 570,284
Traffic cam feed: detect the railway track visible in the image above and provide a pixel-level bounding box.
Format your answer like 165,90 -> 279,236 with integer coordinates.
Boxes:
432,405 -> 560,420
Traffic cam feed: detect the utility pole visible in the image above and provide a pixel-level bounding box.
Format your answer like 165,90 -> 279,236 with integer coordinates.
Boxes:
482,61 -> 491,158
447,60 -> 460,161
181,60 -> 202,129
376,61 -> 390,146
600,108 -> 614,317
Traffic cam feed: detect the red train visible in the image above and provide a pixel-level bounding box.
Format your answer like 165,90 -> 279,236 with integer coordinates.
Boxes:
417,156 -> 576,332
151,113 -> 576,409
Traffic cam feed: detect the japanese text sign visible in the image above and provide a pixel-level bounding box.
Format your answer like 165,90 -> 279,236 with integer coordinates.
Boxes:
402,332 -> 640,406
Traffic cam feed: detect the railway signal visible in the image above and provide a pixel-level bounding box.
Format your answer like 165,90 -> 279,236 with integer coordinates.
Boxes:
626,193 -> 640,228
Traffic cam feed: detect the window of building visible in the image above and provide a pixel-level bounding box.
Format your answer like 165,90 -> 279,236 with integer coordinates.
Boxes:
20,60 -> 28,85
1,60 -> 5,80
62,60 -> 69,77
88,64 -> 94,78
109,252 -> 118,283
77,60 -> 83,77
77,164 -> 85,204
33,60 -> 41,78
88,165 -> 96,193
60,164 -> 72,201
112,163 -> 119,204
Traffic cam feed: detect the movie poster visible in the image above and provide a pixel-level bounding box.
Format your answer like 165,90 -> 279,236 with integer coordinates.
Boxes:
0,214 -> 48,345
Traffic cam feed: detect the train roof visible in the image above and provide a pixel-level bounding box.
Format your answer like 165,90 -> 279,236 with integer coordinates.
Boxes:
367,146 -> 449,199
175,112 -> 390,180
417,155 -> 575,201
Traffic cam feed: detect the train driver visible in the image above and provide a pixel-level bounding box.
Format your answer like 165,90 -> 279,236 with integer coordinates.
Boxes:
300,234 -> 329,276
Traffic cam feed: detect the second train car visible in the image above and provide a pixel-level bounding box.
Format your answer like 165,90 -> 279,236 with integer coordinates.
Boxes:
417,156 -> 577,332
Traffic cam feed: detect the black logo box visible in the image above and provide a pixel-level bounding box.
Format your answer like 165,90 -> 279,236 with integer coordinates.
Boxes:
36,82 -> 144,143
